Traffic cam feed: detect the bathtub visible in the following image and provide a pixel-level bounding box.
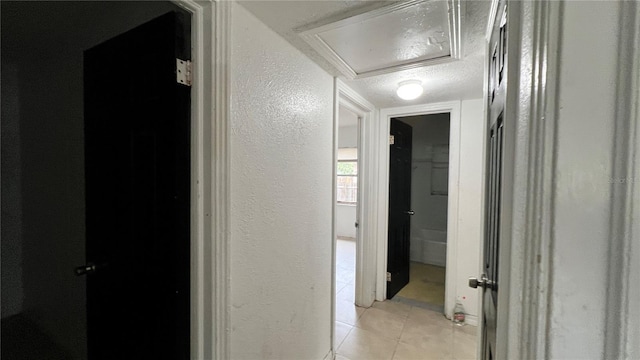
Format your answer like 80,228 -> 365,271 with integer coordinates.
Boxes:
410,228 -> 447,266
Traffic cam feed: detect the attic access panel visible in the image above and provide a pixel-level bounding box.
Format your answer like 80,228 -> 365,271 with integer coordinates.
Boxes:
299,0 -> 464,79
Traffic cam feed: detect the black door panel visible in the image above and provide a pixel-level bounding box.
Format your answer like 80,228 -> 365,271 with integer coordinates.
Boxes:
480,2 -> 507,358
84,11 -> 190,360
387,119 -> 413,299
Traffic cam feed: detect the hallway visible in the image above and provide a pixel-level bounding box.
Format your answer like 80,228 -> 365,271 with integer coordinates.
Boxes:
2,1 -> 636,358
335,239 -> 476,360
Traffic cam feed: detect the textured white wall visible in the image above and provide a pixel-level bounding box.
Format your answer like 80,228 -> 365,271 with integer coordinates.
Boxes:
230,3 -> 334,359
548,2 -> 620,358
455,99 -> 484,320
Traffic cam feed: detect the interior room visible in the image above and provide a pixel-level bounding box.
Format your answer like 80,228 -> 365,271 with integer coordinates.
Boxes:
4,0 -> 628,359
314,0 -> 487,356
3,1 -> 487,358
1,2 -> 189,359
390,113 -> 451,312
331,105 -> 480,359
335,105 -> 358,306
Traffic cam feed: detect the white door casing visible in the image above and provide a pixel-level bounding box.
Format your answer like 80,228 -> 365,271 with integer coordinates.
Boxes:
487,0 -> 640,358
376,102 -> 462,321
331,79 -> 377,357
170,0 -> 230,359
334,79 -> 378,309
486,0 -> 560,357
608,3 -> 640,358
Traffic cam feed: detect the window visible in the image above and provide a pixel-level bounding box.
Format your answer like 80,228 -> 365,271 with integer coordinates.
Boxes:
337,148 -> 357,204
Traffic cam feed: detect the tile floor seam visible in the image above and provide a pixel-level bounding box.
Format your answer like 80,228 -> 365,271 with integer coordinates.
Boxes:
390,340 -> 400,360
391,307 -> 412,360
335,239 -> 477,360
335,324 -> 353,352
355,307 -> 407,342
372,300 -> 412,319
351,308 -> 367,333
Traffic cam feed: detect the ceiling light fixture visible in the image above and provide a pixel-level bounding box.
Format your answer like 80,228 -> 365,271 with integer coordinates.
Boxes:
396,80 -> 423,100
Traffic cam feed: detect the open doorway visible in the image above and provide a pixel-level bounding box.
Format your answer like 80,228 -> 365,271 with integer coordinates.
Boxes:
386,113 -> 451,313
334,104 -> 362,346
1,2 -> 198,359
331,100 -> 484,359
334,100 -> 482,359
335,105 -> 359,301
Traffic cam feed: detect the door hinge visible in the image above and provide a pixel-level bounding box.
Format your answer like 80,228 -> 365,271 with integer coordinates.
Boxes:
389,135 -> 395,145
176,58 -> 192,87
387,272 -> 392,282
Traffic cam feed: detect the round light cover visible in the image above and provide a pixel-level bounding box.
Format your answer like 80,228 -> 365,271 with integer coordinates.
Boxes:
396,80 -> 423,100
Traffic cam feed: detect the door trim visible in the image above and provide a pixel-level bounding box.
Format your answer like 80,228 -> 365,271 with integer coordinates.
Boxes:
335,79 -> 378,300
376,101 -> 462,320
170,1 -> 230,359
482,1 -> 640,358
489,0 -> 562,358
494,1 -> 561,358
604,1 -> 639,358
332,79 -> 377,355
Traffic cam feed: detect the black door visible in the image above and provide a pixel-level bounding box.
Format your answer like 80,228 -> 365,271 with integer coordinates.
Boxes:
83,12 -> 190,360
473,2 -> 508,359
387,119 -> 413,299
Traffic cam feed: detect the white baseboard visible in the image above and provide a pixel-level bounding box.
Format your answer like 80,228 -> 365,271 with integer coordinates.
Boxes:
464,314 -> 478,327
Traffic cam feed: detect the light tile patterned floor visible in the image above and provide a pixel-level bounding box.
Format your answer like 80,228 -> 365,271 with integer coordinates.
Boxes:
335,239 -> 477,360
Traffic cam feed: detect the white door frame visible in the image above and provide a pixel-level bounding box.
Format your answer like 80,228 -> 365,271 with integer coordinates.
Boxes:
331,79 -> 377,357
375,102 -> 462,318
495,0 -> 640,358
333,79 -> 378,310
170,1 -> 230,359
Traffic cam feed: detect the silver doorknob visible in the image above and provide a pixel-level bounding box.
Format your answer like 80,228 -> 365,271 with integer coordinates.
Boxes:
405,210 -> 415,215
75,263 -> 97,276
75,262 -> 107,276
468,275 -> 495,290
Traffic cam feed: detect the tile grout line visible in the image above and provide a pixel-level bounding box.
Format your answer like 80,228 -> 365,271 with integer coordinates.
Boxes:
389,304 -> 414,360
335,323 -> 354,355
389,339 -> 400,360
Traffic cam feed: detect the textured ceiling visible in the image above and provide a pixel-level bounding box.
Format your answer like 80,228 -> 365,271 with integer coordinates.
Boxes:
239,0 -> 491,108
